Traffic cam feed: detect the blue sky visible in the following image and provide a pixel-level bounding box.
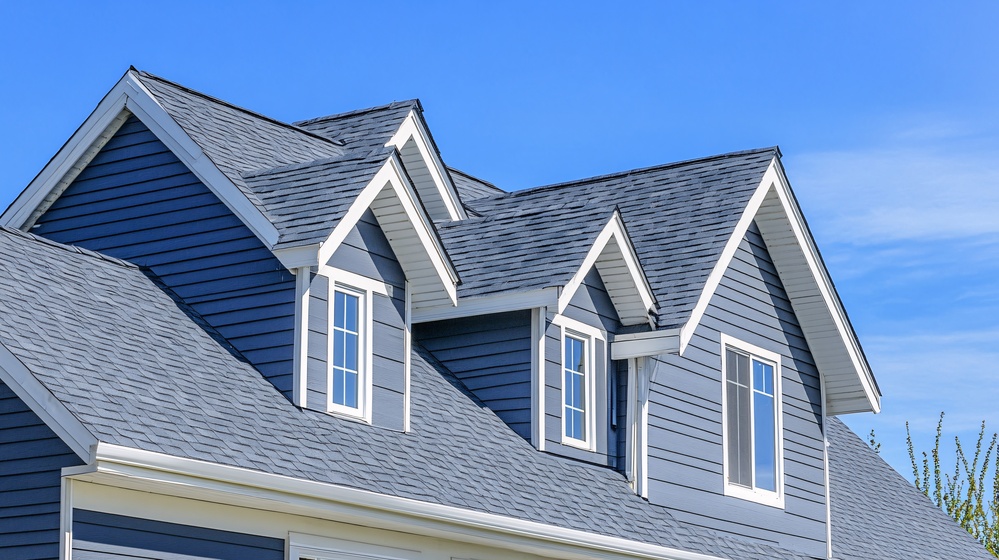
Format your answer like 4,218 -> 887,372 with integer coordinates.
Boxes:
2,1 -> 998,480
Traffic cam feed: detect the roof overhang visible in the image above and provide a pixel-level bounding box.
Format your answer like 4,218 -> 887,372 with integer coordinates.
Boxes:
386,109 -> 467,222
70,442 -> 726,560
275,155 -> 459,308
559,211 -> 658,328
680,158 -> 880,415
0,69 -> 280,249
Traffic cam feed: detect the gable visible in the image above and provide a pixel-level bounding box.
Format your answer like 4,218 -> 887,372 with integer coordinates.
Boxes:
29,116 -> 299,399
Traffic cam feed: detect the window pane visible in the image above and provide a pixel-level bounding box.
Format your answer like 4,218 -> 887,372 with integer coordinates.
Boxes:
754,360 -> 774,395
344,293 -> 358,332
333,367 -> 345,405
727,378 -> 753,487
571,372 -> 584,409
333,291 -> 346,329
573,409 -> 585,440
736,352 -> 749,387
344,332 -> 358,371
754,391 -> 776,491
344,370 -> 358,409
564,369 -> 573,407
333,330 -> 345,368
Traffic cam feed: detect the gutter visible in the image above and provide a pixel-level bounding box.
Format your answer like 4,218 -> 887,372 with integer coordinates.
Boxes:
79,443 -> 727,560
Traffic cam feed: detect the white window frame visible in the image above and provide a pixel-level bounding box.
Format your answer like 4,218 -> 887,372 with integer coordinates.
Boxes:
289,532 -> 421,560
552,315 -> 603,451
720,334 -> 785,508
324,267 -> 391,423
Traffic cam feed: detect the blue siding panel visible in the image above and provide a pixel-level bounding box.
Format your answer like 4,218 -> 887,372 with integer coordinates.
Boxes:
31,116 -> 298,399
415,311 -> 533,440
0,380 -> 83,560
73,510 -> 283,560
646,222 -> 827,557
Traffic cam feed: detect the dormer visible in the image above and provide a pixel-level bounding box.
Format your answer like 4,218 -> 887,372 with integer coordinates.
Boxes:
0,69 -> 459,432
415,210 -> 657,470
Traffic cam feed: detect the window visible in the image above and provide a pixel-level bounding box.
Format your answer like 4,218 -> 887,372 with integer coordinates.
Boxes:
331,289 -> 362,410
563,334 -> 587,442
721,335 -> 784,507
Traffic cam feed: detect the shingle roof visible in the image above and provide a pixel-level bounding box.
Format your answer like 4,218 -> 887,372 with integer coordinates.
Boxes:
295,100 -> 418,151
453,149 -> 777,328
448,167 -> 506,204
0,227 -> 813,560
826,417 -> 993,559
136,71 -> 401,249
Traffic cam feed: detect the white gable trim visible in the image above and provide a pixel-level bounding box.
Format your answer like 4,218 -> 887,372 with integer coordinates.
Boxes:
412,288 -> 558,324
558,212 -> 657,327
678,158 -> 880,415
386,110 -> 466,222
315,156 -> 457,307
0,342 -> 97,462
82,442 -> 726,560
0,70 -> 280,249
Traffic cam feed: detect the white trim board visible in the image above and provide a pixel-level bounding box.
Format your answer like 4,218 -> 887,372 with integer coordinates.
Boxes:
1,69 -> 280,249
78,443 -> 726,560
558,211 -> 657,328
677,158 -> 880,415
386,110 -> 466,222
411,288 -> 558,324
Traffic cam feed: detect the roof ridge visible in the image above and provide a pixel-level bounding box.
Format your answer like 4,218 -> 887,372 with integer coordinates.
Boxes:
242,147 -> 392,179
294,99 -> 421,126
134,70 -> 347,147
491,147 -> 780,201
0,226 -> 138,269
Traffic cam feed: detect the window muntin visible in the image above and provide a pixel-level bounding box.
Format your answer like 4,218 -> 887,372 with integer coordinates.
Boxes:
722,335 -> 783,507
563,335 -> 587,442
332,290 -> 361,410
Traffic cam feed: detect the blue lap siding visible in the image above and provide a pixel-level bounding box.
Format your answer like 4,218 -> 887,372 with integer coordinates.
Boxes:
72,510 -> 283,559
415,310 -> 533,440
0,380 -> 83,560
648,222 -> 827,557
31,116 -> 298,399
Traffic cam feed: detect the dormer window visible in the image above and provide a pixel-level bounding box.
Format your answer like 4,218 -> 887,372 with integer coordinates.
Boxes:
556,316 -> 601,450
721,334 -> 784,507
331,288 -> 363,412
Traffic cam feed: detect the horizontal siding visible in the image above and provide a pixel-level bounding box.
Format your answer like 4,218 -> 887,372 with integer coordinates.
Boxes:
544,269 -> 622,468
308,211 -> 407,430
72,510 -> 283,560
646,222 -> 826,557
416,311 -> 533,440
0,380 -> 83,560
31,116 -> 297,399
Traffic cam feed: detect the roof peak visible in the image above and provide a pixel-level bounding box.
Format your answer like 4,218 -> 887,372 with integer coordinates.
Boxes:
0,226 -> 138,269
294,99 -> 422,127
133,69 -> 347,147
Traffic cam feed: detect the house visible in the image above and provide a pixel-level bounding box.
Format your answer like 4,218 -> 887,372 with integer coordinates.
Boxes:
0,68 -> 989,560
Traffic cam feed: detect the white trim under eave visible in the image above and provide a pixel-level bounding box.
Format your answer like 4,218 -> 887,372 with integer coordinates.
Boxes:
316,156 -> 458,305
677,158 -> 879,415
411,288 -> 559,324
84,443 -> 726,560
386,110 -> 466,222
0,342 -> 97,462
1,70 -> 280,249
610,329 -> 681,360
558,211 -> 657,327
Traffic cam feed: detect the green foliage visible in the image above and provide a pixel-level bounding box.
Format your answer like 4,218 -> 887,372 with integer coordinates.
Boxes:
904,412 -> 999,557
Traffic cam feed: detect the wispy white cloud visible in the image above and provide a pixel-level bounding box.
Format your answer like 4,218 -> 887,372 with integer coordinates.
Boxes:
786,126 -> 999,244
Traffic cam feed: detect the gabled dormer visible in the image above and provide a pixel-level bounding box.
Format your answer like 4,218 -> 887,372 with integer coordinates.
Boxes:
1,69 -> 459,432
416,209 -> 657,470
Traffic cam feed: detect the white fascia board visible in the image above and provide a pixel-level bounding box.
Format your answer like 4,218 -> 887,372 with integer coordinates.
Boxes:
0,342 -> 97,462
87,443 -> 726,560
317,156 -> 458,304
558,212 -> 657,324
386,111 -> 466,221
678,158 -> 879,414
610,330 -> 680,360
1,71 -> 281,251
411,288 -> 558,323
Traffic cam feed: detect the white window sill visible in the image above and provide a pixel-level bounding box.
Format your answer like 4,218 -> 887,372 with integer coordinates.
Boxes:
724,482 -> 785,509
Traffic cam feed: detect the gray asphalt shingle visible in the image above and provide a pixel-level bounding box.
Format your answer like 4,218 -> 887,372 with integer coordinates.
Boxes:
0,226 -> 814,560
